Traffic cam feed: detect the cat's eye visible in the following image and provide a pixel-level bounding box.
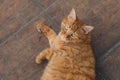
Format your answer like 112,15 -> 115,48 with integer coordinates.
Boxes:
66,25 -> 69,28
70,34 -> 73,36
64,25 -> 70,31
70,33 -> 74,37
65,25 -> 70,29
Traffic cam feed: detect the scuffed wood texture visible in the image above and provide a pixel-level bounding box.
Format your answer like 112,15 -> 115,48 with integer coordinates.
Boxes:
0,0 -> 120,80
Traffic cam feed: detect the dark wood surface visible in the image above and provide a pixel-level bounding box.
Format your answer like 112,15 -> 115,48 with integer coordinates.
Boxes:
0,0 -> 120,80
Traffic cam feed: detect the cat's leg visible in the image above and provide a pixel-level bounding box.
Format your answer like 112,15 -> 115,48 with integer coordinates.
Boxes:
36,48 -> 54,64
36,24 -> 57,46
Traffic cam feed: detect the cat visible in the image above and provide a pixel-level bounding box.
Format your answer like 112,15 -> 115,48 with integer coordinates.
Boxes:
35,8 -> 95,80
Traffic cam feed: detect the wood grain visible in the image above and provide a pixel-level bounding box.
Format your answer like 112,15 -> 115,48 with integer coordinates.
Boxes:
0,0 -> 120,80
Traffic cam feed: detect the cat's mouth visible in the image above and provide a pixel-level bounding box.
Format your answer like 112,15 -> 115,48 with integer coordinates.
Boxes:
60,34 -> 70,42
60,33 -> 73,42
61,35 -> 67,41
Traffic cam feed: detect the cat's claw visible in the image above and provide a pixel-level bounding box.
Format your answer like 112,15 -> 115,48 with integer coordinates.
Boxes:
36,24 -> 48,35
36,25 -> 43,33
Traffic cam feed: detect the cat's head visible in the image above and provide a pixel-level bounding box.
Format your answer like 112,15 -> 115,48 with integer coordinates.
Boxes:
60,8 -> 94,43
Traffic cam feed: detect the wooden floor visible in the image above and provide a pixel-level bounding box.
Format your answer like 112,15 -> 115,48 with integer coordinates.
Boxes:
0,0 -> 120,80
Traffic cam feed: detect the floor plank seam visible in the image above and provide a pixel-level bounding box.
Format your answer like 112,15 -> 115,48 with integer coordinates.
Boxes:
0,0 -> 59,47
97,41 -> 120,62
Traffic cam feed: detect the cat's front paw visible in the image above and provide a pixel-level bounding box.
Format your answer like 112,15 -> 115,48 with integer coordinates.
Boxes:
36,24 -> 44,33
35,57 -> 42,64
36,24 -> 49,35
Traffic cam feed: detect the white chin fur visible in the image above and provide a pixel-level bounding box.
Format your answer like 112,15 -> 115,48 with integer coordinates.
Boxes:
61,35 -> 67,41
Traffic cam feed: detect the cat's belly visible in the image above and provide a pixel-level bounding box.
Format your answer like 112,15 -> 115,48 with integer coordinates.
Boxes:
41,66 -> 95,80
40,56 -> 95,80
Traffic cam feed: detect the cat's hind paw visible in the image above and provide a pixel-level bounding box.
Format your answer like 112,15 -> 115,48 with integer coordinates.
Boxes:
35,57 -> 42,64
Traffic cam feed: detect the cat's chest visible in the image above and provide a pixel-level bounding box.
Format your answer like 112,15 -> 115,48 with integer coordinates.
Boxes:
51,37 -> 65,49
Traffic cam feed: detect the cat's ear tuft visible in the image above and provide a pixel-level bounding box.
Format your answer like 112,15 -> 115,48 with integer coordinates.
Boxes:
83,26 -> 94,34
68,8 -> 76,22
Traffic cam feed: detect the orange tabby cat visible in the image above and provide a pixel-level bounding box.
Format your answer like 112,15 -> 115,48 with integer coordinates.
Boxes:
36,8 -> 95,80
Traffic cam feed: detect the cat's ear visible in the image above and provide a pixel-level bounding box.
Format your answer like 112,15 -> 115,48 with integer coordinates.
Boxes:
68,8 -> 76,22
83,26 -> 94,34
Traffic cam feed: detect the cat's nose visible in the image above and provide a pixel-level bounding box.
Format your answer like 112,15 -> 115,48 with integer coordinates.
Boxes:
65,35 -> 70,38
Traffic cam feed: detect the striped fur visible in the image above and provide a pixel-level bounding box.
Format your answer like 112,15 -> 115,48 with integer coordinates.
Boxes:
35,9 -> 95,80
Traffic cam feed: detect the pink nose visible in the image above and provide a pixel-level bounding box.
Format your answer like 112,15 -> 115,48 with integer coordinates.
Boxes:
65,35 -> 70,38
